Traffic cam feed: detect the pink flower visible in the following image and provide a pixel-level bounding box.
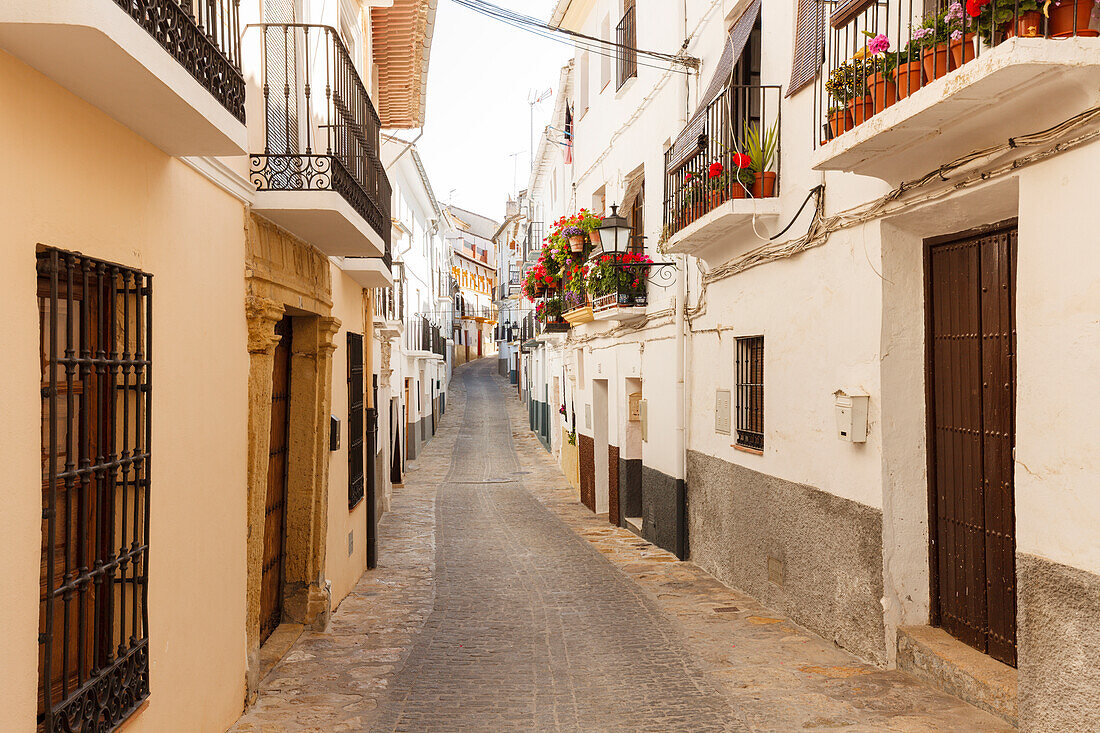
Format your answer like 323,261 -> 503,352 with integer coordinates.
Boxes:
867,33 -> 890,55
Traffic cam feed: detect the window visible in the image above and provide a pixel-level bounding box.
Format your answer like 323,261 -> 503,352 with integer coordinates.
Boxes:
348,332 -> 365,509
616,0 -> 638,90
37,247 -> 152,731
735,336 -> 764,451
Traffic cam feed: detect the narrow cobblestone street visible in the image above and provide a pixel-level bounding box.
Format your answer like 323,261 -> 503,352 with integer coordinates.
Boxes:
232,360 -> 1013,732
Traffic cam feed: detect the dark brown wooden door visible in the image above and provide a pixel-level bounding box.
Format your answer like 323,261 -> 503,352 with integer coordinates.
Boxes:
261,316 -> 292,645
927,225 -> 1017,667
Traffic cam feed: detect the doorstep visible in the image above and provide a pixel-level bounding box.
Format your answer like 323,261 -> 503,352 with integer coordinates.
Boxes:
624,516 -> 643,535
896,625 -> 1017,727
258,622 -> 304,683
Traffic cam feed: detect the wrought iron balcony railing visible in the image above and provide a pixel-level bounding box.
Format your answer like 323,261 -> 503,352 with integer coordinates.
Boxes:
115,0 -> 245,122
250,23 -> 391,251
663,84 -> 782,239
813,0 -> 1098,148
616,4 -> 638,90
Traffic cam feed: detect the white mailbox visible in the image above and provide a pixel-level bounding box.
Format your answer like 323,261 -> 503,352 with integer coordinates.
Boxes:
833,389 -> 869,443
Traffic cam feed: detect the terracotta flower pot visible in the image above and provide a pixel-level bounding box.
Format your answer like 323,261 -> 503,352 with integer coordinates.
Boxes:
848,96 -> 875,126
1048,0 -> 1099,37
892,60 -> 925,100
1003,10 -> 1043,38
588,229 -> 601,247
752,172 -> 777,199
868,71 -> 898,113
950,33 -> 976,69
828,108 -> 854,138
708,190 -> 726,210
922,43 -> 953,82
568,235 -> 585,253
729,182 -> 747,199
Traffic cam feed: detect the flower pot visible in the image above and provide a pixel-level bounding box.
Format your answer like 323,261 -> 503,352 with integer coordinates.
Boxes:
950,33 -> 976,69
708,190 -> 726,210
1003,10 -> 1043,38
752,172 -> 777,199
729,182 -> 747,199
892,60 -> 925,100
1048,0 -> 1098,37
568,235 -> 585,253
828,108 -> 854,138
868,71 -> 898,113
588,229 -> 601,248
922,43 -> 953,82
848,96 -> 875,126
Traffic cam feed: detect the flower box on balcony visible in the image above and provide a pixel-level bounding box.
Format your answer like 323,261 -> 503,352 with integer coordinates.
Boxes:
563,305 -> 594,326
591,293 -> 647,321
813,37 -> 1100,184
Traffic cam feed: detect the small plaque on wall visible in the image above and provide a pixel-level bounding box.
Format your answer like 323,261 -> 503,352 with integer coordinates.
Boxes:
585,403 -> 592,429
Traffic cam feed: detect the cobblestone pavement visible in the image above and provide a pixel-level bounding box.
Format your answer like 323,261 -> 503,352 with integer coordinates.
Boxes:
232,359 -> 1013,733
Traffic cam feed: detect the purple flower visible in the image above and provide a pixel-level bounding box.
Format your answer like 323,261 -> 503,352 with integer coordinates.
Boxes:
946,2 -> 964,21
868,34 -> 891,54
913,27 -> 934,41
951,29 -> 963,40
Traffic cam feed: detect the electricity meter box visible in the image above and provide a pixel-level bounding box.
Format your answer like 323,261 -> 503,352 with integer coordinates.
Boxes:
833,389 -> 869,443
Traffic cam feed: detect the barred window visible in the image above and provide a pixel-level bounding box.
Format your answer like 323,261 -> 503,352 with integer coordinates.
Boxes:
735,336 -> 764,451
37,247 -> 152,731
348,332 -> 365,510
616,0 -> 638,90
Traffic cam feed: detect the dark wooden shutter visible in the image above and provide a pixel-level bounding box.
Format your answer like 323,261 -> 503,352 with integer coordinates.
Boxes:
788,0 -> 824,97
348,332 -> 365,509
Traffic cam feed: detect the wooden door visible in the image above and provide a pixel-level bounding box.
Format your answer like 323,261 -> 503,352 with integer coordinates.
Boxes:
261,316 -> 292,645
927,225 -> 1017,667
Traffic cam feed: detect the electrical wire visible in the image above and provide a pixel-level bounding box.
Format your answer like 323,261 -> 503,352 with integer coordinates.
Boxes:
449,0 -> 697,73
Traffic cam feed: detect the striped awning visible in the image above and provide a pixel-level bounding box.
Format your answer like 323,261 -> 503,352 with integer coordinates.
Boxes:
666,0 -> 760,171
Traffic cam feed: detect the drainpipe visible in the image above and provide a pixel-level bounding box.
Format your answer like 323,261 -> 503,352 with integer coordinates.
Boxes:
672,0 -> 690,561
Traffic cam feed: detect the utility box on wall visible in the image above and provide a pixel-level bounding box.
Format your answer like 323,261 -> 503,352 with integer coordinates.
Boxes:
834,390 -> 869,443
628,392 -> 642,421
715,390 -> 731,435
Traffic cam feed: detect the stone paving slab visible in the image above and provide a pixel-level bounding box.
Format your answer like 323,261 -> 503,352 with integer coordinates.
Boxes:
231,359 -> 1013,733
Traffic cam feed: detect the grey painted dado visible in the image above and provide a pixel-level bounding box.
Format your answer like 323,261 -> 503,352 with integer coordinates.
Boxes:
640,465 -> 685,559
1018,552 -> 1100,732
618,457 -> 642,524
686,450 -> 886,664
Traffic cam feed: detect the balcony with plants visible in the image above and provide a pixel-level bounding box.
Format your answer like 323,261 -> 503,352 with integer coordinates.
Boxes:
662,84 -> 783,262
249,23 -> 391,258
812,0 -> 1100,183
0,0 -> 246,155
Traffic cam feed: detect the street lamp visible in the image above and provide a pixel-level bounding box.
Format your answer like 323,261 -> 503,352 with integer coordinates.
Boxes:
596,204 -> 632,254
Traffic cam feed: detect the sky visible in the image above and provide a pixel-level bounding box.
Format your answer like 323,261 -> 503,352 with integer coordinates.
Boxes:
413,0 -> 572,224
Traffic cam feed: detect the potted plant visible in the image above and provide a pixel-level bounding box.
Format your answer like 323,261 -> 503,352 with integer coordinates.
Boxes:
562,264 -> 594,324
729,153 -> 754,198
706,161 -> 728,209
681,171 -> 704,226
744,120 -> 779,198
913,7 -> 954,81
577,209 -> 604,248
891,41 -> 925,100
828,59 -> 874,128
945,2 -> 976,69
562,225 -> 586,253
861,33 -> 898,112
973,0 -> 1043,39
1045,0 -> 1099,37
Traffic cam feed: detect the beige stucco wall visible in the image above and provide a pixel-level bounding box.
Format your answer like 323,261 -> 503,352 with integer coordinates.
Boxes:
326,266 -> 372,608
0,50 -> 249,732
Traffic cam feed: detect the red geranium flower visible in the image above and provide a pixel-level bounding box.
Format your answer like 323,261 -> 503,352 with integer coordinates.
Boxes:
684,172 -> 693,182
732,153 -> 752,169
708,161 -> 724,178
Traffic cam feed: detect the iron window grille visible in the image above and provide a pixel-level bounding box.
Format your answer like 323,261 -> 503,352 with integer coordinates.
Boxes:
37,247 -> 152,732
735,336 -> 764,451
348,332 -> 365,510
616,2 -> 638,90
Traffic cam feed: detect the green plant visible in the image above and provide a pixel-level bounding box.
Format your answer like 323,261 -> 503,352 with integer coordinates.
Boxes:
743,120 -> 779,174
825,60 -> 860,104
972,0 -> 1040,44
567,429 -> 577,446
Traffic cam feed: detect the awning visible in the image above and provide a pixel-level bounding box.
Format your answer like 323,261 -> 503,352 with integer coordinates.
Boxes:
666,0 -> 760,171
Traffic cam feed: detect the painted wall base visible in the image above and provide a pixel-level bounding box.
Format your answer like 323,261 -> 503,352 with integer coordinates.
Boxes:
686,450 -> 886,665
640,465 -> 685,559
1018,552 -> 1100,732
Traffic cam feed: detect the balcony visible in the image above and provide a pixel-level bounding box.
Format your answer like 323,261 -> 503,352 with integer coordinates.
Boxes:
662,84 -> 782,262
250,23 -> 390,258
812,0 -> 1100,184
341,255 -> 393,289
0,0 -> 246,155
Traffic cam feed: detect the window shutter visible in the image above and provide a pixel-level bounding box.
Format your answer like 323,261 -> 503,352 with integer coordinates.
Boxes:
787,0 -> 824,97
